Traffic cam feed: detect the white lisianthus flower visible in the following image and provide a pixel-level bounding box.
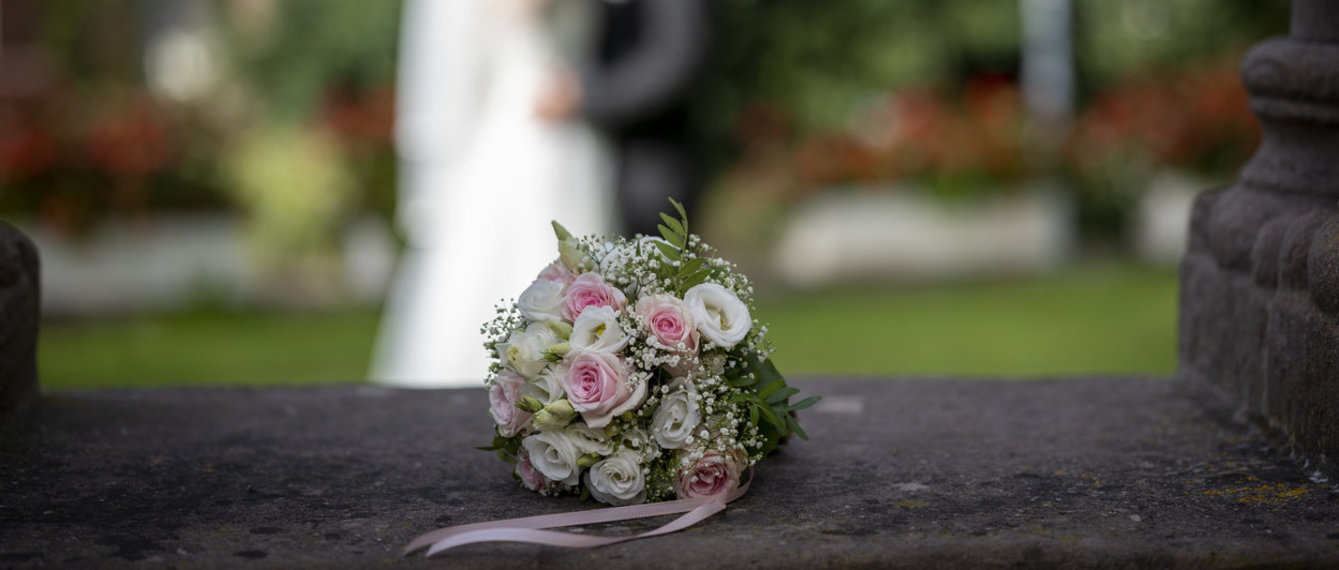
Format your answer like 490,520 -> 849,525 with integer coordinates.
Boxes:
619,426 -> 654,461
584,449 -> 647,505
651,378 -> 700,449
525,363 -> 568,405
565,422 -> 616,455
498,322 -> 561,379
569,306 -> 629,354
597,240 -> 631,276
599,237 -> 669,281
522,430 -> 582,486
517,279 -> 566,323
599,238 -> 666,275
683,283 -> 751,349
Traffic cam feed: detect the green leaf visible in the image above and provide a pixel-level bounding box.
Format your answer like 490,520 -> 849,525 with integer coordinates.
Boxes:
679,256 -> 706,276
654,241 -> 681,261
749,405 -> 759,426
765,386 -> 800,405
668,197 -> 687,221
757,381 -> 784,400
751,357 -> 786,390
476,434 -> 510,451
788,396 -> 822,411
658,224 -> 681,247
787,413 -> 810,441
659,213 -> 685,238
754,401 -> 783,428
681,270 -> 711,290
728,375 -> 757,388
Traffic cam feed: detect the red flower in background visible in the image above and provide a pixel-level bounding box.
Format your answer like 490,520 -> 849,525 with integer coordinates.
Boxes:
82,95 -> 172,178
1066,62 -> 1257,173
0,110 -> 58,182
319,85 -> 394,155
778,75 -> 1032,193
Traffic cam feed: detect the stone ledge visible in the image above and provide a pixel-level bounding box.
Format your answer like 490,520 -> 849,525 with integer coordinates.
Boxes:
2,377 -> 1337,568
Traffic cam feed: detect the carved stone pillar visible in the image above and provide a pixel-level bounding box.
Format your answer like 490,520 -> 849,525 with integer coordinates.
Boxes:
0,222 -> 39,418
1180,0 -> 1339,474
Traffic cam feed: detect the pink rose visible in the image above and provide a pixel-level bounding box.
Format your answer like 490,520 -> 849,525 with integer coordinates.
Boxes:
536,260 -> 575,286
674,450 -> 745,499
562,273 -> 627,322
636,294 -> 699,354
515,449 -> 549,493
564,351 -> 646,428
488,370 -> 532,437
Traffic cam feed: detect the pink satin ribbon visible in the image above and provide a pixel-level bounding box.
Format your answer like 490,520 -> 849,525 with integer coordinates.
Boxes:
404,475 -> 751,557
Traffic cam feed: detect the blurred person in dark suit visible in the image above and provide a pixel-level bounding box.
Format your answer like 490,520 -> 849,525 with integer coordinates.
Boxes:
536,0 -> 712,237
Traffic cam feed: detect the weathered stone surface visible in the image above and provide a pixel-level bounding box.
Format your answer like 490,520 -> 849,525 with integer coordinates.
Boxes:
0,221 -> 40,420
3,378 -> 1338,568
1179,0 -> 1339,477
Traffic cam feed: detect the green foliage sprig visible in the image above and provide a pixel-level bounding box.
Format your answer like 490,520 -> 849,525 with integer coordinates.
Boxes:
653,198 -> 714,296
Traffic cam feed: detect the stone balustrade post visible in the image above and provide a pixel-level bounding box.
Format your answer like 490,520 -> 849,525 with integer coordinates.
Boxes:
1179,0 -> 1339,475
0,222 -> 40,419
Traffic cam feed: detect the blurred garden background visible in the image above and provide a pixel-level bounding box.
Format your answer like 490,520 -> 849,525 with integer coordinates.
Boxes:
0,0 -> 1288,388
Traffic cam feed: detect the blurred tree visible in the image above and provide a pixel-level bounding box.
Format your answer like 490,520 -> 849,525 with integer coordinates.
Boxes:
697,0 -> 1289,248
219,0 -> 400,125
701,0 -> 1286,151
702,0 -> 1020,137
1073,0 -> 1288,99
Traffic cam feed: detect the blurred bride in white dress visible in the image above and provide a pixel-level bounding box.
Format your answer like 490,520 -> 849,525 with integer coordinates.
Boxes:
372,0 -> 613,387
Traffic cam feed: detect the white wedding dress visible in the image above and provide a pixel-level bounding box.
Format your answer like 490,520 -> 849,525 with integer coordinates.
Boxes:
373,0 -> 613,387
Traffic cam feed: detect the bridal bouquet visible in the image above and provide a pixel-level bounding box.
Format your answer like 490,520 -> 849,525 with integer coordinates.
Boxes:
480,200 -> 817,506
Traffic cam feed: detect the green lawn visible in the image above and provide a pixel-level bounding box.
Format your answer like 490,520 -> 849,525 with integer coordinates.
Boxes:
759,263 -> 1178,378
38,263 -> 1178,389
40,309 -> 381,389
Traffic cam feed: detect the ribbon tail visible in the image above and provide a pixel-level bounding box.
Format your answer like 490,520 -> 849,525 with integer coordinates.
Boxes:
423,499 -> 726,556
403,496 -> 713,555
405,469 -> 753,557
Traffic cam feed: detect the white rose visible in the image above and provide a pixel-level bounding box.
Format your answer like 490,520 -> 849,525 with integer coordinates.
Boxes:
565,422 -> 615,455
683,283 -> 751,349
651,378 -> 701,449
517,279 -> 566,323
569,306 -> 629,354
522,430 -> 582,486
583,449 -> 646,506
498,322 -> 561,378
